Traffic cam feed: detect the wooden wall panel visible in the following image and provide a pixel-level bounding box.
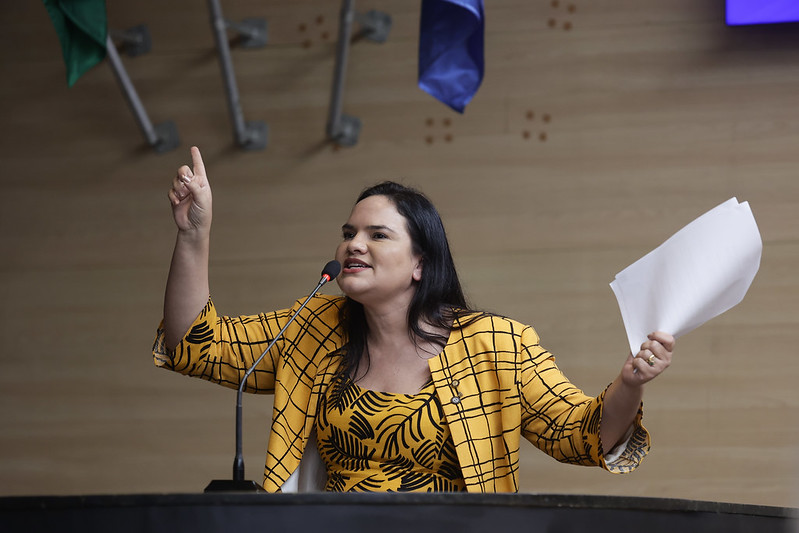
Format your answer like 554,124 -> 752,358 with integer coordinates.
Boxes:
0,1 -> 797,507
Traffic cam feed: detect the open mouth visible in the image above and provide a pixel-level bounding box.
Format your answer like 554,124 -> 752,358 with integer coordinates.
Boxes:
343,259 -> 371,271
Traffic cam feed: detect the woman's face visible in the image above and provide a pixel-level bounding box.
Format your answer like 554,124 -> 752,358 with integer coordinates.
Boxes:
335,195 -> 422,308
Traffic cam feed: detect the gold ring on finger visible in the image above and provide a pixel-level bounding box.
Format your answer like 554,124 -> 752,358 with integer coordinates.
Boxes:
647,354 -> 656,366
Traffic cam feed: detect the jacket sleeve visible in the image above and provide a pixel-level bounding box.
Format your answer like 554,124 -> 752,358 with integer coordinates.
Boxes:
152,297 -> 295,393
517,325 -> 649,473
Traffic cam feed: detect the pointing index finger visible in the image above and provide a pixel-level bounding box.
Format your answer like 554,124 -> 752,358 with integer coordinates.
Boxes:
190,146 -> 206,177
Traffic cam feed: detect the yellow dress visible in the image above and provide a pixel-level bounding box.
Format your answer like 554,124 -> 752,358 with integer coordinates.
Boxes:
154,295 -> 650,492
316,375 -> 467,492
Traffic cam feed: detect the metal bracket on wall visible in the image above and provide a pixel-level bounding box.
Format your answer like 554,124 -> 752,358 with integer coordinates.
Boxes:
110,25 -> 152,57
327,0 -> 392,147
105,30 -> 180,154
226,17 -> 268,49
206,0 -> 268,151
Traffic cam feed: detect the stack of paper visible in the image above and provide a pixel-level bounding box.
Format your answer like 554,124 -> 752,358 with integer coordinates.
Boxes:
610,198 -> 762,355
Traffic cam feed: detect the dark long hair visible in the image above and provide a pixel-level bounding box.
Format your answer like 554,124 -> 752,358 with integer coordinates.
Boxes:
338,181 -> 473,379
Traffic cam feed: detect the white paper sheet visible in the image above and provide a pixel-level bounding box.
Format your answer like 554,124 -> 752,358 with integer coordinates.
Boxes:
610,198 -> 762,355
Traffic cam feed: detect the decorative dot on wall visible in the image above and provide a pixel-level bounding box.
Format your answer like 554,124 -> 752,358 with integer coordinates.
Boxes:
522,109 -> 553,142
423,116 -> 457,145
297,13 -> 334,48
548,1 -> 577,30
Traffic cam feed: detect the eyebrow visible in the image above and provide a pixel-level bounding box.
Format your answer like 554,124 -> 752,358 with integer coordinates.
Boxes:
341,223 -> 397,234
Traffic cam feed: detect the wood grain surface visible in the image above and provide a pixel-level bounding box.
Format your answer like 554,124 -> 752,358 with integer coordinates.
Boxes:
0,0 -> 796,506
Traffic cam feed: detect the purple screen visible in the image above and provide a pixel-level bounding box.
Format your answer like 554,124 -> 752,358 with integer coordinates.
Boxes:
727,0 -> 799,25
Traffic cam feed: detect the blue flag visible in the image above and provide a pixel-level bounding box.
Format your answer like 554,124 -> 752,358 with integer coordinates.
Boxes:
418,0 -> 485,113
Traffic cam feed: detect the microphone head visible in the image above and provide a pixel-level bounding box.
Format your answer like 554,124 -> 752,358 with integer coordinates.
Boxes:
321,260 -> 341,282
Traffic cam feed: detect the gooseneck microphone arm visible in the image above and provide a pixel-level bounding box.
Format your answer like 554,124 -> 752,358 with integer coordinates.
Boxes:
205,260 -> 341,492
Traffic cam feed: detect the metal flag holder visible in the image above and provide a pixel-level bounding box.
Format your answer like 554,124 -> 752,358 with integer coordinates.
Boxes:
326,0 -> 392,147
206,0 -> 269,151
106,25 -> 180,153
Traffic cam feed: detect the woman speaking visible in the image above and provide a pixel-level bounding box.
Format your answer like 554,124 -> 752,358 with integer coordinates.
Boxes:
153,147 -> 674,492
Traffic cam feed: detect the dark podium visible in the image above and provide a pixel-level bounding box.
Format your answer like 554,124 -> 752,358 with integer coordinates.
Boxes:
2,493 -> 797,533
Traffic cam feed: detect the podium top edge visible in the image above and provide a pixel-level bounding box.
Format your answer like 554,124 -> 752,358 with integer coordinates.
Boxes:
0,492 -> 797,518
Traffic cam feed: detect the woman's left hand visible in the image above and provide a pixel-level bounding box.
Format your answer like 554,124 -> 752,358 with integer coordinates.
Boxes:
622,331 -> 674,386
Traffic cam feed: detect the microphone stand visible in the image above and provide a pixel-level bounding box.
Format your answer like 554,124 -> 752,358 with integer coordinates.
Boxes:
205,261 -> 340,492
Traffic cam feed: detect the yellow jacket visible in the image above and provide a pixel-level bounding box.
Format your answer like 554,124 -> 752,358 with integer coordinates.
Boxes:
153,295 -> 648,492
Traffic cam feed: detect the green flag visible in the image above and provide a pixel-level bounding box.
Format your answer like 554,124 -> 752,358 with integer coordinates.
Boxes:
43,0 -> 108,87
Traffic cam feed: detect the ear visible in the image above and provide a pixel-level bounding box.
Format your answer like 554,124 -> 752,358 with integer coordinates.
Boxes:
412,257 -> 423,282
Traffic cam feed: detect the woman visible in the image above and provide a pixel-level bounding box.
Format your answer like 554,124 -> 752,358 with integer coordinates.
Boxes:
154,147 -> 674,492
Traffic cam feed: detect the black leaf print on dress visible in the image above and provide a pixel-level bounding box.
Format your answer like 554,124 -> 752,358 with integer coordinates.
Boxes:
317,378 -> 466,492
319,425 -> 374,473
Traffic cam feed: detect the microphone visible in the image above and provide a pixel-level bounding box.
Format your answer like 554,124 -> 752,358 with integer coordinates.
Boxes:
320,259 -> 341,283
205,260 -> 341,493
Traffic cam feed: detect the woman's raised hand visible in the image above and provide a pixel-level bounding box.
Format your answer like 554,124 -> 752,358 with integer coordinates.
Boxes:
169,146 -> 212,233
622,331 -> 674,386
